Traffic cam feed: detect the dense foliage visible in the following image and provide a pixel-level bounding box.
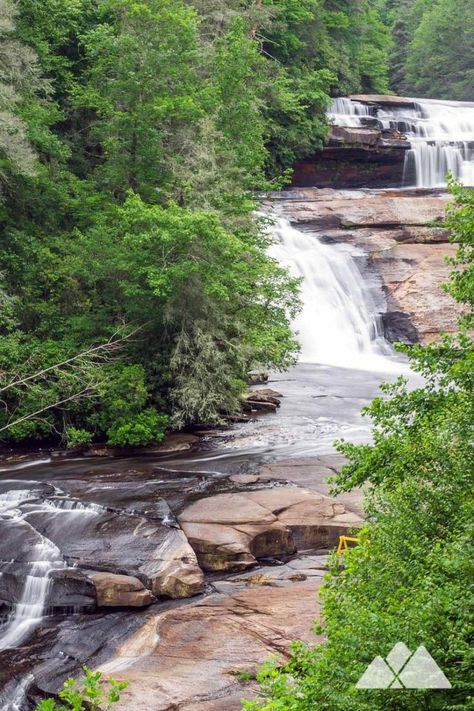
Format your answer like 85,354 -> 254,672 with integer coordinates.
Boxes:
0,0 -> 390,447
382,0 -> 474,100
244,184 -> 474,709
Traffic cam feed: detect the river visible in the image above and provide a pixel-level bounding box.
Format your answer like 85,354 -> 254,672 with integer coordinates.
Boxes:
0,94 -> 472,709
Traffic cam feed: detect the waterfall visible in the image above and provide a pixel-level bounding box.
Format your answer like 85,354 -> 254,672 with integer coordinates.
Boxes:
328,97 -> 474,188
328,97 -> 372,127
269,216 -> 397,371
0,490 -> 64,653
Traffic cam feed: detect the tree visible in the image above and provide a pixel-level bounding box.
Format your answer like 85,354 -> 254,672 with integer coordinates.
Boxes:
0,0 -> 41,187
405,0 -> 474,100
77,0 -> 203,201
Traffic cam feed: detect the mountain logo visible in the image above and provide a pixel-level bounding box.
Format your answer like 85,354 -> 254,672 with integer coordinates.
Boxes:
356,642 -> 452,690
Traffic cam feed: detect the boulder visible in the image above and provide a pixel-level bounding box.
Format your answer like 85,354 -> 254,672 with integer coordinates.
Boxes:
242,388 -> 282,413
178,487 -> 361,571
245,389 -> 282,404
330,125 -> 381,147
89,572 -> 156,608
49,569 -> 97,612
22,504 -> 204,600
149,560 -> 205,599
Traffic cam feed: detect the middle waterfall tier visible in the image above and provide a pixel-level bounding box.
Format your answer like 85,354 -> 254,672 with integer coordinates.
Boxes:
269,216 -> 396,371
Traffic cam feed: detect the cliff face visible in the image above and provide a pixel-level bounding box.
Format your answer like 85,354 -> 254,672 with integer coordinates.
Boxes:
293,95 -> 418,189
293,125 -> 410,189
271,188 -> 462,344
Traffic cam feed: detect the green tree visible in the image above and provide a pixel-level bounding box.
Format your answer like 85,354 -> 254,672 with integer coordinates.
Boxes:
0,0 -> 42,187
405,0 -> 474,100
77,0 -> 202,201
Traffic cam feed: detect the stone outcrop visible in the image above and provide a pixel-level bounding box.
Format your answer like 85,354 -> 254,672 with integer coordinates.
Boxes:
178,488 -> 361,571
0,467 -> 359,705
292,94 -> 421,189
99,555 -> 327,711
242,388 -> 283,413
270,188 -> 462,343
293,124 -> 410,189
89,572 -> 156,608
348,94 -> 417,108
293,94 -> 426,189
23,505 -> 204,599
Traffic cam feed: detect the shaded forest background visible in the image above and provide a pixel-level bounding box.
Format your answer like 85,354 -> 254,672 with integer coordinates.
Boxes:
0,0 -> 472,448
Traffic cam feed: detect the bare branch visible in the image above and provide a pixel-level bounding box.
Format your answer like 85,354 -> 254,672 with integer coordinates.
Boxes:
0,385 -> 97,435
0,324 -> 146,394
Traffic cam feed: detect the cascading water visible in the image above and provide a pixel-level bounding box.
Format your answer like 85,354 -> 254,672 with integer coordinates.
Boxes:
0,490 -> 65,653
328,97 -> 474,188
269,216 -> 397,371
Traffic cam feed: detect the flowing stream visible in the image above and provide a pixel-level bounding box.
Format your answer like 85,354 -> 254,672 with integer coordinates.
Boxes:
0,491 -> 64,653
329,96 -> 474,188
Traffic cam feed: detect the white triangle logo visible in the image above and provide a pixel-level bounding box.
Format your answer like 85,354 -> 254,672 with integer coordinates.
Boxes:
356,643 -> 452,690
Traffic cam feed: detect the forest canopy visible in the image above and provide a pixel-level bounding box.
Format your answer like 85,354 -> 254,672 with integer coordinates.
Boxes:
0,0 -> 472,447
0,0 -> 390,446
382,0 -> 474,100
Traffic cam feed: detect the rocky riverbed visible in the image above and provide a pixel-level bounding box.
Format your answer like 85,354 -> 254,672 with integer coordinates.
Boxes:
0,361 -> 409,710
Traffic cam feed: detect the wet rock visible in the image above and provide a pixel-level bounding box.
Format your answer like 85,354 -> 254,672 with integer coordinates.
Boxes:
22,505 -> 204,600
49,569 -> 97,612
0,480 -> 55,498
0,518 -> 57,564
83,446 -> 111,458
89,572 -> 156,608
148,433 -> 200,455
6,609 -> 151,701
179,487 -> 361,571
242,388 -> 282,413
242,400 -> 278,412
100,583 -> 323,711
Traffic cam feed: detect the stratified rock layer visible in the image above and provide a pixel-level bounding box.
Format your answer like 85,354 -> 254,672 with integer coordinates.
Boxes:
270,188 -> 462,343
179,488 -> 361,571
100,555 -> 327,711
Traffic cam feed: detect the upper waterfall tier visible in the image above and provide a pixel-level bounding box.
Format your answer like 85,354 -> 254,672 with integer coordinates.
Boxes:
328,96 -> 474,188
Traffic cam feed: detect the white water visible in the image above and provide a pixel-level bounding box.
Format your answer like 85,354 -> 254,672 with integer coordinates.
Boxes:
269,216 -> 401,371
328,97 -> 474,188
0,490 -> 64,653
